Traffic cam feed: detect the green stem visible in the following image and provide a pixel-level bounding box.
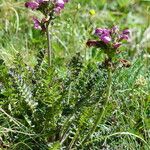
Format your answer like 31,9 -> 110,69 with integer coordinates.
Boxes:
60,115 -> 73,143
85,48 -> 86,61
68,127 -> 81,150
82,66 -> 112,144
46,24 -> 52,66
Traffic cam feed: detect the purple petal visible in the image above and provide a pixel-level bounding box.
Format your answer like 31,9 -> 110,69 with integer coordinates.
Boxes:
55,0 -> 65,8
100,34 -> 111,44
95,28 -> 104,36
95,28 -> 110,37
119,34 -> 129,41
122,29 -> 130,35
33,18 -> 41,30
54,7 -> 62,13
25,2 -> 39,10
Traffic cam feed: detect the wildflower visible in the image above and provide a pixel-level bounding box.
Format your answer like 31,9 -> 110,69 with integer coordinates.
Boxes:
119,34 -> 129,41
33,18 -> 41,30
100,34 -> 111,44
25,0 -> 70,30
87,26 -> 130,50
25,0 -> 49,10
94,28 -> 111,44
119,29 -> 130,41
89,9 -> 96,16
25,1 -> 39,10
25,0 -> 69,11
32,17 -> 47,31
122,29 -> 130,35
95,28 -> 110,36
55,0 -> 65,9
54,0 -> 69,13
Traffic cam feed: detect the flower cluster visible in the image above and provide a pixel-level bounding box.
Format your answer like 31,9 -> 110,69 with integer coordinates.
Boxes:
25,0 -> 69,31
87,26 -> 130,50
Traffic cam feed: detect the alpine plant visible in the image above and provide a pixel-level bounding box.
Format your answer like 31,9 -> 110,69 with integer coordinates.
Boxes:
87,26 -> 131,67
82,26 -> 131,144
25,0 -> 69,31
25,0 -> 70,66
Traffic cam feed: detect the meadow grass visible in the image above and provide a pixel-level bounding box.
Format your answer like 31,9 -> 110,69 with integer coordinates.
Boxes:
0,0 -> 150,149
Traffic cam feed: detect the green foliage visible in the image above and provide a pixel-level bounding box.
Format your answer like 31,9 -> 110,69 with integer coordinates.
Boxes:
0,0 -> 150,149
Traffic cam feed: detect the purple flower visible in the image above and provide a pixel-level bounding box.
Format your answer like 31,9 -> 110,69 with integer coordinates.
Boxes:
55,0 -> 65,9
119,34 -> 129,41
25,1 -> 39,10
95,28 -> 110,36
87,26 -> 130,53
25,0 -> 69,14
95,28 -> 104,36
54,7 -> 62,13
33,18 -> 41,30
54,0 -> 69,13
122,29 -> 130,35
25,0 -> 70,32
95,28 -> 111,44
32,18 -> 47,31
100,34 -> 111,44
25,0 -> 48,10
119,29 -> 130,41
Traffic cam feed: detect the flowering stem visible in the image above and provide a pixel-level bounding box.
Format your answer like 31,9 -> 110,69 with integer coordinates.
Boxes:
82,65 -> 112,145
46,24 -> 52,66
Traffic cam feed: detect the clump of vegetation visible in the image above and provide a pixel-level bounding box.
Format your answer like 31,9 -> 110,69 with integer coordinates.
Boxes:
0,0 -> 150,149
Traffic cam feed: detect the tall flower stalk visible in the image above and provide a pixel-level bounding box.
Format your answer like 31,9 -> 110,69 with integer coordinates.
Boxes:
25,0 -> 70,66
82,64 -> 112,144
81,26 -> 131,145
46,22 -> 52,66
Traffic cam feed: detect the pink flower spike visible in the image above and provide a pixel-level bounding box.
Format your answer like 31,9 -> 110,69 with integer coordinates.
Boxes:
25,2 -> 39,10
